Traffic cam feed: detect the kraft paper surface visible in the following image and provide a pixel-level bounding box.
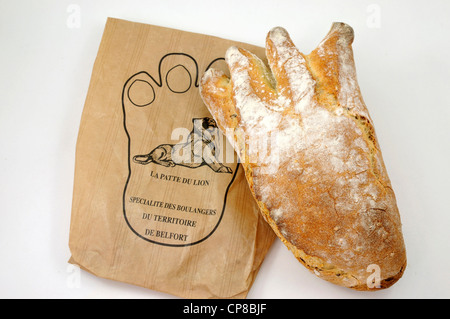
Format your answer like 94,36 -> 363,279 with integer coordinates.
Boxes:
68,18 -> 276,299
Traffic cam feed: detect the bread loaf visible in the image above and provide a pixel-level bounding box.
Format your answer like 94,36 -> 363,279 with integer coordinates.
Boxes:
199,23 -> 406,290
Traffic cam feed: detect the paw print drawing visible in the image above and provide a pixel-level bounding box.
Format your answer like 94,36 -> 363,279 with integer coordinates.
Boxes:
121,53 -> 238,246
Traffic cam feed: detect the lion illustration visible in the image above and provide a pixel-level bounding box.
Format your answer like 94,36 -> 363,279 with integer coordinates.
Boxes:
133,117 -> 232,174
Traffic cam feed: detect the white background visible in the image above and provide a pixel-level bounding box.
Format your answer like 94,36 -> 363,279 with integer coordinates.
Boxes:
1,0 -> 449,299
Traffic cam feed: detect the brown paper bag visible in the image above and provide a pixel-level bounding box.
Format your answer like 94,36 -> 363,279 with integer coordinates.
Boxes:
68,18 -> 276,299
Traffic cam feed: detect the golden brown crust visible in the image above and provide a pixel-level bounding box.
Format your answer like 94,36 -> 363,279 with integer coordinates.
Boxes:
200,23 -> 406,290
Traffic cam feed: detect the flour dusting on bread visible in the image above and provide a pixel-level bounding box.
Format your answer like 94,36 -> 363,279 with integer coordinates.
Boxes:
200,23 -> 406,290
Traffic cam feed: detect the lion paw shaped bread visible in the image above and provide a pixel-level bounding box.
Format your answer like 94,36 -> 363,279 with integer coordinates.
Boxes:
200,22 -> 406,290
